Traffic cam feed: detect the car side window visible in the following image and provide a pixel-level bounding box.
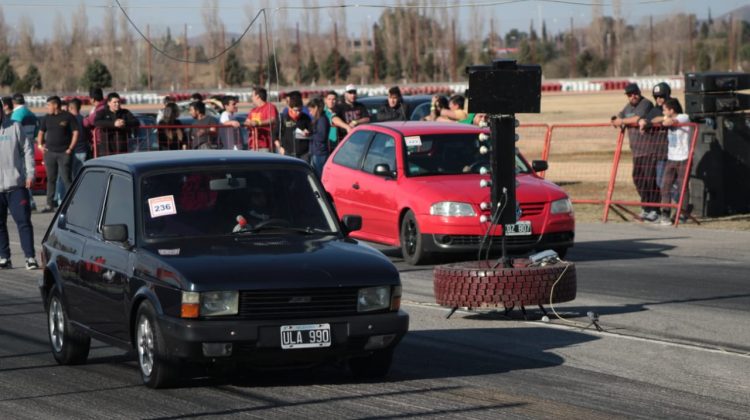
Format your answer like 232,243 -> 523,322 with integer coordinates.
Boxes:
65,170 -> 108,233
332,131 -> 371,170
102,174 -> 135,243
362,134 -> 397,174
411,102 -> 431,121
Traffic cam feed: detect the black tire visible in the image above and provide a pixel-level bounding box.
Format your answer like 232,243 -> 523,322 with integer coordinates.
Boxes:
400,210 -> 429,265
433,261 -> 577,308
46,288 -> 90,365
135,301 -> 180,388
349,348 -> 394,379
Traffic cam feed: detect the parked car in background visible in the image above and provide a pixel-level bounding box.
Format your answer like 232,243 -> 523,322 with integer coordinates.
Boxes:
40,150 -> 408,388
356,95 -> 433,122
31,145 -> 47,194
322,122 -> 575,265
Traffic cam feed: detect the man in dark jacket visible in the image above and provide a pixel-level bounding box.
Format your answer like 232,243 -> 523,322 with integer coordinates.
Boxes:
94,92 -> 140,156
376,86 -> 409,122
36,96 -> 79,213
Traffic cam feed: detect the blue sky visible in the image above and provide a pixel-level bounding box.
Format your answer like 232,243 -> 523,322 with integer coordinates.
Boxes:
1,0 -> 746,41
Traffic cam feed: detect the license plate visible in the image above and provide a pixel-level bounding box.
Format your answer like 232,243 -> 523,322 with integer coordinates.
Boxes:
280,324 -> 331,349
504,220 -> 532,236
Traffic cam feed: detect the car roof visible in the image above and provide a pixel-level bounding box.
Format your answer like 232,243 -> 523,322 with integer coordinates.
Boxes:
358,95 -> 433,106
83,150 -> 308,176
362,121 -> 486,137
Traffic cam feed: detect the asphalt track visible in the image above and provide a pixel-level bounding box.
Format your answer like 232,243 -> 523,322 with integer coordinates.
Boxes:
1,207 -> 748,419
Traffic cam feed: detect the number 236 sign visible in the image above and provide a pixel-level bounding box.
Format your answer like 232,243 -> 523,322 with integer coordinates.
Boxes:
148,195 -> 177,218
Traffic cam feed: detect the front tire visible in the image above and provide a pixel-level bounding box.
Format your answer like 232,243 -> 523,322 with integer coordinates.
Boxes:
135,301 -> 179,388
400,210 -> 428,265
47,289 -> 90,365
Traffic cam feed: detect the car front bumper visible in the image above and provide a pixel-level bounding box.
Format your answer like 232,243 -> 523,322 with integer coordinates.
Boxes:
422,231 -> 574,253
157,310 -> 409,366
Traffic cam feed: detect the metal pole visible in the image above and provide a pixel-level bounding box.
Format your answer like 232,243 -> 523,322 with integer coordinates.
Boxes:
146,24 -> 152,90
183,24 -> 189,89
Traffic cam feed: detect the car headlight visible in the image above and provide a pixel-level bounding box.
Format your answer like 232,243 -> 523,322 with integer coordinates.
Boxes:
551,198 -> 573,214
182,291 -> 238,317
429,201 -> 476,217
357,286 -> 391,312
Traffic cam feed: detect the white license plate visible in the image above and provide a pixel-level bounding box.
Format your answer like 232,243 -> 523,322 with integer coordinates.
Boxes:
504,220 -> 532,236
280,323 -> 331,349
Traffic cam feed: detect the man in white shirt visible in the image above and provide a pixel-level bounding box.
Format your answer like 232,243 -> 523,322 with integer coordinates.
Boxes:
219,96 -> 241,149
658,98 -> 691,225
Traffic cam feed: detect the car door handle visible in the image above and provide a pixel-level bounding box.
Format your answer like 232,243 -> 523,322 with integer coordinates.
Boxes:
352,183 -> 360,190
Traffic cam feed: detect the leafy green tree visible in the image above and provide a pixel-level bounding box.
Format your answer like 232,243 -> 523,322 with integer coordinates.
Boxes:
576,49 -> 608,77
0,55 -> 18,88
223,49 -> 247,86
387,51 -> 402,82
421,53 -> 436,81
13,64 -> 43,92
80,59 -> 112,90
321,49 -> 350,82
300,54 -> 320,84
696,43 -> 711,71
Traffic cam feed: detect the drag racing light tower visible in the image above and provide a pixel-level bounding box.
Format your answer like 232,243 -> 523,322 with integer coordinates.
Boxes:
466,59 -> 541,226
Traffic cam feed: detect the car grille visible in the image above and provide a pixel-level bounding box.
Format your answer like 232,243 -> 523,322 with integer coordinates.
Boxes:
447,235 -> 542,247
238,288 -> 359,320
520,202 -> 546,216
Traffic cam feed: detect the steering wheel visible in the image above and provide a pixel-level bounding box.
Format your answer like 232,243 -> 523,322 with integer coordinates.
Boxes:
252,218 -> 290,230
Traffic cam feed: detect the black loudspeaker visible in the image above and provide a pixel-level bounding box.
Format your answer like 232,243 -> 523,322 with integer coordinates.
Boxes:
466,60 -> 541,115
685,72 -> 750,93
690,114 -> 750,217
685,93 -> 750,114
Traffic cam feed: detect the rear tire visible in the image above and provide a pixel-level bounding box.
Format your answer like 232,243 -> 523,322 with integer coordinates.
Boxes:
349,348 -> 394,379
400,210 -> 428,265
135,301 -> 180,388
47,289 -> 90,365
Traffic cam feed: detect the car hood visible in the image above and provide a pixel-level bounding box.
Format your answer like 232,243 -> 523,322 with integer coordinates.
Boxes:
407,173 -> 568,207
137,235 -> 399,291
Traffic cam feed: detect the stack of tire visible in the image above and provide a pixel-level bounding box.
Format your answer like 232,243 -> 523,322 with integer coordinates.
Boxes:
433,259 -> 577,309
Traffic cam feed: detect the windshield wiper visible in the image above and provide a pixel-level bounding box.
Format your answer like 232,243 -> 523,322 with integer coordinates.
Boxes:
232,226 -> 336,235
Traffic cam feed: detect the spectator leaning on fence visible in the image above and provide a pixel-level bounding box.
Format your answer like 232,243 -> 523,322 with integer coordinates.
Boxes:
189,100 -> 220,149
376,86 -> 408,122
638,82 -> 672,191
245,87 -> 278,152
323,91 -> 339,151
657,98 -> 692,226
610,83 -> 658,222
331,84 -> 370,140
94,92 -> 140,155
219,96 -> 241,149
157,102 -> 186,150
83,87 -> 106,156
0,97 -> 38,270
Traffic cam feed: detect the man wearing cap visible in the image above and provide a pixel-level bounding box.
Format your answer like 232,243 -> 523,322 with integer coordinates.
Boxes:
332,84 -> 370,141
638,82 -> 672,202
611,83 -> 658,221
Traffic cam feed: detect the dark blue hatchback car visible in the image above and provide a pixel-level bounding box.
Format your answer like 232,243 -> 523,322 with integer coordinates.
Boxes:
39,150 -> 408,388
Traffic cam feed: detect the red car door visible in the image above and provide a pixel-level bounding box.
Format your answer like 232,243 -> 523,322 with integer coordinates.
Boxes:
355,133 -> 400,243
322,130 -> 372,221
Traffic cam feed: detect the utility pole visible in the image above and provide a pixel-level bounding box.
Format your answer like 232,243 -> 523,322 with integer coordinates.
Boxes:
183,24 -> 189,90
334,22 -> 340,84
146,24 -> 152,90
412,19 -> 419,83
569,17 -> 576,78
296,22 -> 301,85
649,15 -> 655,75
220,25 -> 226,87
689,15 -> 695,72
728,15 -> 736,71
373,23 -> 380,83
450,19 -> 457,82
258,24 -> 264,86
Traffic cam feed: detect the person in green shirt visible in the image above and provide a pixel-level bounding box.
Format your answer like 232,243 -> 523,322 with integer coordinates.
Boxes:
323,90 -> 339,151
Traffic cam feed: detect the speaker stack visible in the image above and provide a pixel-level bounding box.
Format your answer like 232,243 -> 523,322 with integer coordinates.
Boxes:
684,72 -> 750,217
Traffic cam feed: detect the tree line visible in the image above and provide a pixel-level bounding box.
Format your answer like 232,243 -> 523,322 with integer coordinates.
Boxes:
0,2 -> 748,93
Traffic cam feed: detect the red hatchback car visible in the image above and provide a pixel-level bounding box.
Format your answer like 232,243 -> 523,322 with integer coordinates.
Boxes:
322,122 -> 575,265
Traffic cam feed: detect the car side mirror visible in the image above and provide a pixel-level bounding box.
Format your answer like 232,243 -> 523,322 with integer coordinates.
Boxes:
532,160 -> 548,173
373,163 -> 395,178
102,224 -> 129,243
341,215 -> 362,234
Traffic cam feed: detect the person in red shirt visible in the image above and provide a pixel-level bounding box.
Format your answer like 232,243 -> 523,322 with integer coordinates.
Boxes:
245,87 -> 278,152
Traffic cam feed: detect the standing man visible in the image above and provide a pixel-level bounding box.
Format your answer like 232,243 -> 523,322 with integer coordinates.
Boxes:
376,86 -> 409,122
0,98 -> 38,269
245,87 -> 278,152
331,84 -> 370,141
36,96 -> 78,213
307,97 -> 331,177
610,83 -> 657,222
94,92 -> 140,155
9,94 -> 38,211
83,87 -> 106,157
67,98 -> 90,177
219,96 -> 241,149
188,101 -> 219,149
323,91 -> 339,151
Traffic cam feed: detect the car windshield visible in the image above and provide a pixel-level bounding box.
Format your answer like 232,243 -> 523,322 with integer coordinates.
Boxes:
141,167 -> 338,239
404,133 -> 531,176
